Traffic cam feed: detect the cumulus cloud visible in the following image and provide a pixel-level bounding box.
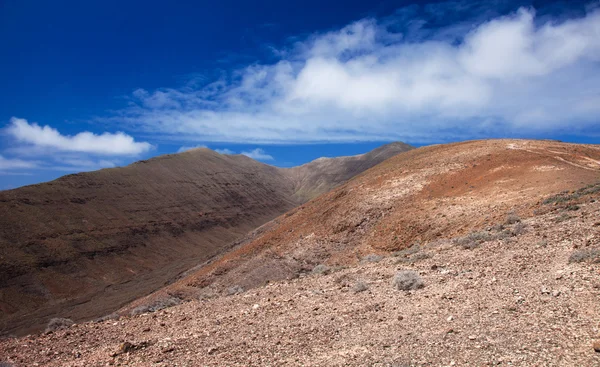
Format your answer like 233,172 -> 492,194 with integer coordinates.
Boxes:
240,148 -> 274,161
7,117 -> 153,155
177,144 -> 208,153
113,6 -> 600,143
0,155 -> 37,170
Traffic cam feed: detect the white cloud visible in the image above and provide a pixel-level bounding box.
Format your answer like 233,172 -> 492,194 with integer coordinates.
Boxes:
7,117 -> 153,155
177,144 -> 207,153
215,148 -> 235,155
50,157 -> 118,172
0,155 -> 37,170
241,148 -> 274,161
111,7 -> 600,143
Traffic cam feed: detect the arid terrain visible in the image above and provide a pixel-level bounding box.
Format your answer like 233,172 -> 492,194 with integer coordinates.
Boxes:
0,139 -> 598,366
0,143 -> 411,336
0,140 -> 600,367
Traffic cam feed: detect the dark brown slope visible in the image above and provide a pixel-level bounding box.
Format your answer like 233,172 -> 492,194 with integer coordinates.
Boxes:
2,139 -> 600,367
0,142 -> 412,335
0,148 -> 297,336
282,142 -> 413,202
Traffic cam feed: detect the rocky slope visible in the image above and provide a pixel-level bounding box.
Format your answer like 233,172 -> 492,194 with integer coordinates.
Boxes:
153,139 -> 600,300
0,143 -> 410,336
0,139 -> 599,366
282,142 -> 413,202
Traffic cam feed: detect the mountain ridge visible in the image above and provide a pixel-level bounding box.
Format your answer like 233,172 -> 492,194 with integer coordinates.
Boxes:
0,141 -> 412,335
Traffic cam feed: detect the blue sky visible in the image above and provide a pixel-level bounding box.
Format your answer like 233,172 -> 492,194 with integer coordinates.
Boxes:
1,0 -> 599,189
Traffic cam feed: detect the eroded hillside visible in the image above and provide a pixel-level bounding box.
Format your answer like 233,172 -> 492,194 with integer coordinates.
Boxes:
154,140 -> 600,299
1,139 -> 599,366
0,143 -> 410,336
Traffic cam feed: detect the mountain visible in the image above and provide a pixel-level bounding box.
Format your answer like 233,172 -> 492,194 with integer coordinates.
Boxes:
2,139 -> 599,366
148,139 -> 600,302
0,142 -> 412,336
282,142 -> 414,202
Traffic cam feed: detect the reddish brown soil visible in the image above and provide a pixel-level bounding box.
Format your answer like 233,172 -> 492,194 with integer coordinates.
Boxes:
1,139 -> 599,366
0,143 -> 409,336
152,140 -> 600,301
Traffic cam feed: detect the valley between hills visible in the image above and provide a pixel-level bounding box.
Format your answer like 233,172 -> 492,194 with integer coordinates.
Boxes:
0,142 -> 412,336
1,139 -> 600,366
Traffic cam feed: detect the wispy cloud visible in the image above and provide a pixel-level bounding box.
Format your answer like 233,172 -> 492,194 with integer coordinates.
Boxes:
177,145 -> 274,161
240,148 -> 274,161
215,148 -> 235,155
0,155 -> 37,170
177,144 -> 208,153
110,6 -> 600,144
7,117 -> 153,155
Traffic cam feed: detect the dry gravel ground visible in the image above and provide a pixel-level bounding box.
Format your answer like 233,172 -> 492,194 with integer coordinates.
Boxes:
1,196 -> 599,366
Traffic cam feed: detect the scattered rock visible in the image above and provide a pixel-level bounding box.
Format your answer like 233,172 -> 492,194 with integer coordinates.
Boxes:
594,340 -> 600,353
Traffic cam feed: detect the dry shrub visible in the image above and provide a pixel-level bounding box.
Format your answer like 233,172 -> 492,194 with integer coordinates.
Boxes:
130,296 -> 182,316
569,248 -> 600,264
225,285 -> 245,296
312,264 -> 331,275
392,270 -> 424,291
45,317 -> 74,332
361,254 -> 383,263
352,281 -> 369,293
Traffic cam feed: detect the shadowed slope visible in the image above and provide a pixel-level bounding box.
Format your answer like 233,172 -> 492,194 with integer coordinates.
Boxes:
0,143 -> 411,335
2,139 -> 600,366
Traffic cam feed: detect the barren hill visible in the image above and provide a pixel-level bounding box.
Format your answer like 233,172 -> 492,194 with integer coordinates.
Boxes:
282,142 -> 414,202
156,139 -> 600,297
0,143 -> 410,336
1,139 -> 599,366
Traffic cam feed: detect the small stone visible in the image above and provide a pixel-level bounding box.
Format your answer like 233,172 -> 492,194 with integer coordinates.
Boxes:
468,335 -> 477,340
552,290 -> 561,297
593,340 -> 600,353
541,286 -> 550,295
252,304 -> 260,310
447,316 -> 453,322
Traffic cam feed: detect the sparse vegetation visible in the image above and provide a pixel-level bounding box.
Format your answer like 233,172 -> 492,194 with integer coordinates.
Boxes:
45,317 -> 74,332
568,248 -> 600,264
392,243 -> 421,257
454,231 -> 492,249
352,281 -> 369,293
361,254 -> 383,263
392,270 -> 424,291
543,182 -> 600,205
94,313 -> 120,323
512,222 -> 526,236
312,264 -> 331,275
505,211 -> 521,224
396,251 -> 432,264
225,285 -> 245,296
130,296 -> 182,316
0,362 -> 15,367
454,221 -> 526,249
555,213 -> 571,223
